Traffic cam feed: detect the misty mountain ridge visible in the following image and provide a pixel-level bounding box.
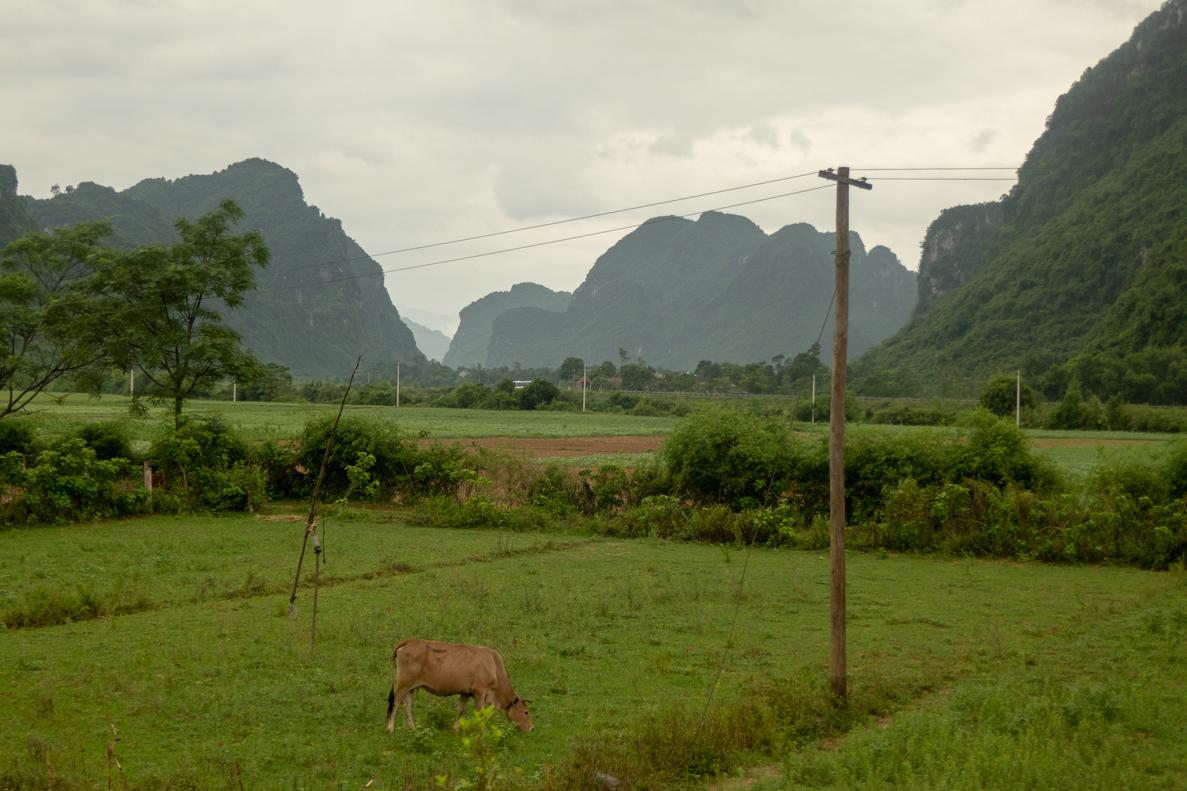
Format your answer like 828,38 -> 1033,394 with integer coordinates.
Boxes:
19,158 -> 423,379
470,211 -> 916,371
855,0 -> 1187,401
403,318 -> 452,362
444,282 -> 572,368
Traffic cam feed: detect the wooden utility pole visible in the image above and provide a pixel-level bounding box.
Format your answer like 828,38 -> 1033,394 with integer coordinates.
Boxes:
818,166 -> 872,702
396,364 -> 401,407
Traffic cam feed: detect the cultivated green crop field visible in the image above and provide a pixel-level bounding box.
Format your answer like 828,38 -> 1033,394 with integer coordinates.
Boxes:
16,394 -> 680,445
2,512 -> 1185,789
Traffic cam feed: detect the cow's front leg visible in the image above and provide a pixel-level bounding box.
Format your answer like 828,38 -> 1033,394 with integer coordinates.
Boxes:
453,693 -> 473,728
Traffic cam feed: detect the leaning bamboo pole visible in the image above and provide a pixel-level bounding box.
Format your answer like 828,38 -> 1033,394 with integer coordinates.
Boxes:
288,356 -> 361,650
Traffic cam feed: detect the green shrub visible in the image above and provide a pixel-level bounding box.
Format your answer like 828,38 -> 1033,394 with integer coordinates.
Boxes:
527,464 -> 585,515
956,409 -> 1054,489
76,421 -> 132,461
1166,440 -> 1187,499
409,444 -> 481,500
865,403 -> 959,426
517,379 -> 559,410
296,415 -> 417,498
980,373 -> 1036,417
662,409 -> 799,507
1,439 -> 147,524
0,419 -> 38,457
250,440 -> 298,499
151,416 -> 251,511
844,430 -> 951,519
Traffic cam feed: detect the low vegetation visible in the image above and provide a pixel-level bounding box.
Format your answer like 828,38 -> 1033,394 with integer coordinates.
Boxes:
5,401 -> 1187,570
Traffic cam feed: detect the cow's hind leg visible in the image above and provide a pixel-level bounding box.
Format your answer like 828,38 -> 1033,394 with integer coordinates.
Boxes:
395,684 -> 417,729
386,686 -> 397,733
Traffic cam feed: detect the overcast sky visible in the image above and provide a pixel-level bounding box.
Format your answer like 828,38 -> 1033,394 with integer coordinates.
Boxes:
4,0 -> 1161,334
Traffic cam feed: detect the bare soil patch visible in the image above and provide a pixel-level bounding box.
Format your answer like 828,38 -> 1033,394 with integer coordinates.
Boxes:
420,435 -> 665,458
1030,437 -> 1158,448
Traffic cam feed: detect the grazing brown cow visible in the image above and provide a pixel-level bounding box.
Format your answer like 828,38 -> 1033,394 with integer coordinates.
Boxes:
386,638 -> 533,732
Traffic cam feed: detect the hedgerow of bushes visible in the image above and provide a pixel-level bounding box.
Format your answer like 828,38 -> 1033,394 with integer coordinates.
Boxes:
3,408 -> 1185,569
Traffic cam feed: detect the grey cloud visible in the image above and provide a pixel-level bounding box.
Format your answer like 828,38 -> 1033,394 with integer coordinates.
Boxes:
649,134 -> 695,158
967,128 -> 997,153
746,122 -> 782,149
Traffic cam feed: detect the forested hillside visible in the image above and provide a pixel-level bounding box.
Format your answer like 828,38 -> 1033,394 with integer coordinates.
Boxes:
0,165 -> 36,247
483,212 -> 915,371
24,159 -> 423,379
856,0 -> 1187,402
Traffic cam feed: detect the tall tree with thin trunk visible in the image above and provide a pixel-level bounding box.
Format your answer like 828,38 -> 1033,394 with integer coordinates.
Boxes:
92,200 -> 269,427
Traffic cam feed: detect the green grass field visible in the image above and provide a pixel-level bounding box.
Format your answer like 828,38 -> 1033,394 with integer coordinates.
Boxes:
2,512 -> 1184,789
15,394 -> 680,445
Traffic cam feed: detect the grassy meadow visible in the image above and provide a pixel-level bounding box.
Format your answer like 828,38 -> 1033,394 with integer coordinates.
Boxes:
4,397 -> 1187,788
2,511 -> 1185,789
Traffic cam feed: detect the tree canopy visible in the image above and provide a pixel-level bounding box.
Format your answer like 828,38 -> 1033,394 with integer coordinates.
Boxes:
89,199 -> 269,425
0,222 -> 113,418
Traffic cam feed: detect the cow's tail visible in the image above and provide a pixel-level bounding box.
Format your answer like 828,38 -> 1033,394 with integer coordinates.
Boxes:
385,643 -> 400,731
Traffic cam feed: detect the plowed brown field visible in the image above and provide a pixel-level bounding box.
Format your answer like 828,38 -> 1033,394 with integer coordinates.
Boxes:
422,435 -> 665,458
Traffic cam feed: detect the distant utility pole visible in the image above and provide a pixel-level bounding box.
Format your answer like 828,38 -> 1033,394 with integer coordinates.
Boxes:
818,166 -> 872,702
582,364 -> 587,413
811,373 -> 816,424
395,364 -> 401,408
1016,371 -> 1022,428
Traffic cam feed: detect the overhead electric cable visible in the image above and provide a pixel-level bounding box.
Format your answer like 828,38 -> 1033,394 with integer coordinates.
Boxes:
258,184 -> 833,294
852,166 -> 1017,171
863,177 -> 1016,181
365,171 -> 821,258
244,171 -> 821,279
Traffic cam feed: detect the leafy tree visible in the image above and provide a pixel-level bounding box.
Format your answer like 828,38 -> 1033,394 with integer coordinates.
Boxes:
236,361 -> 293,402
518,379 -> 559,410
0,222 -> 113,419
620,357 -> 655,390
979,373 -> 1036,417
558,356 -> 584,384
90,200 -> 268,426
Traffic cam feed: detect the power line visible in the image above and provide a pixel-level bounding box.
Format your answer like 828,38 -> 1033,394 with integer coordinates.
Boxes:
207,167 -> 1016,278
258,184 -> 834,295
852,166 -> 1017,171
365,171 -> 821,258
244,171 -> 821,279
863,176 -> 1016,181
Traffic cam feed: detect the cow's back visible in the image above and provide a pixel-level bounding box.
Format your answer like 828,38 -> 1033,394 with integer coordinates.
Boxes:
396,639 -> 498,696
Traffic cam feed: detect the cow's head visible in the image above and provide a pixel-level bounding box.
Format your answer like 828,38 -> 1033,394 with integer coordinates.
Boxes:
504,696 -> 533,732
